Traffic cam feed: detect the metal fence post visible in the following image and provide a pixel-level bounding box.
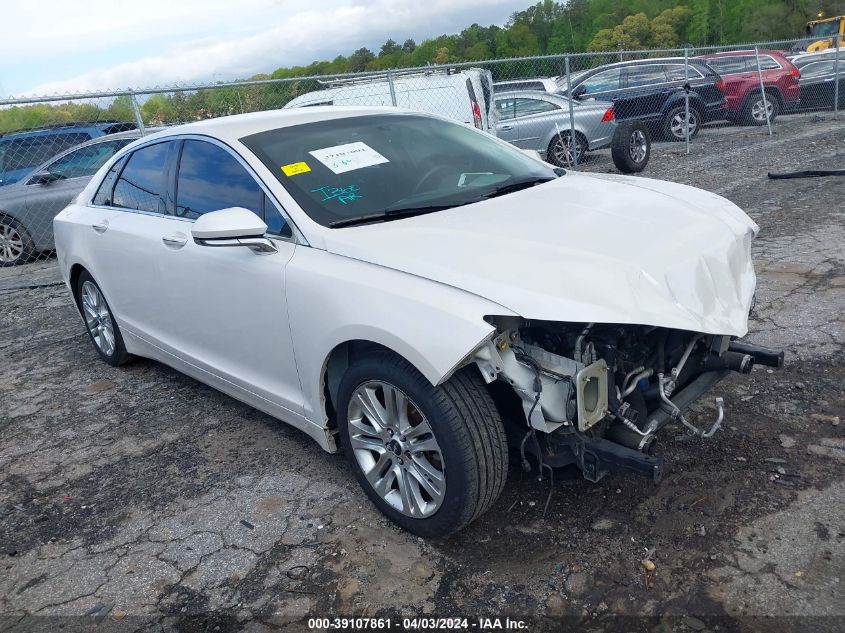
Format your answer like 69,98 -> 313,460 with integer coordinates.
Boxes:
834,34 -> 841,119
753,46 -> 773,136
387,71 -> 397,107
565,56 -> 577,168
684,48 -> 690,155
129,91 -> 146,136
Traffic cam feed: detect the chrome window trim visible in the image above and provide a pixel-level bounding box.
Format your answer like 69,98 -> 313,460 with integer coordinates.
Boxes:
86,133 -> 306,246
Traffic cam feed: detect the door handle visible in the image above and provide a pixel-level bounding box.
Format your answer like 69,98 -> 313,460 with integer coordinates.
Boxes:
162,234 -> 188,248
91,221 -> 108,233
500,124 -> 514,130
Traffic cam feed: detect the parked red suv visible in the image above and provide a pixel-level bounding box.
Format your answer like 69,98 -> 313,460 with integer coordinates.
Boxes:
698,50 -> 800,125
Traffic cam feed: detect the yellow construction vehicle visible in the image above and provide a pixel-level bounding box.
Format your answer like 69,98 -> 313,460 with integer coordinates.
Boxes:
805,15 -> 845,52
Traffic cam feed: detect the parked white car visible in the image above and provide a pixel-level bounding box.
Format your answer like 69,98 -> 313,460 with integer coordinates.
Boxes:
54,107 -> 782,537
284,68 -> 497,133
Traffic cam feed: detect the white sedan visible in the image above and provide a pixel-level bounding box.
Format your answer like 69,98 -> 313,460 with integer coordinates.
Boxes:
54,107 -> 782,537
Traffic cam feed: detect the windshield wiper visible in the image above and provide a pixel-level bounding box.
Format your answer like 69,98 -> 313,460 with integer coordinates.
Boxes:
328,204 -> 456,228
328,176 -> 559,228
480,176 -> 556,200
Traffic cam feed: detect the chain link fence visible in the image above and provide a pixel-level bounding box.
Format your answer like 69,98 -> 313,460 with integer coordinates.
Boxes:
0,35 -> 841,267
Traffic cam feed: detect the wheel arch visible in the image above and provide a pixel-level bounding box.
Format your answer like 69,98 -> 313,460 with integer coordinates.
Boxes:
318,335 -> 492,436
742,87 -> 784,110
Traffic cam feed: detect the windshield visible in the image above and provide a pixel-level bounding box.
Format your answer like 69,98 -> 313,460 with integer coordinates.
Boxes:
810,20 -> 841,37
240,113 -> 555,227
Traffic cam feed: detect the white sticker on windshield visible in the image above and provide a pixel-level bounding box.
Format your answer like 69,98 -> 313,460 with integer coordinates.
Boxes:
309,142 -> 389,174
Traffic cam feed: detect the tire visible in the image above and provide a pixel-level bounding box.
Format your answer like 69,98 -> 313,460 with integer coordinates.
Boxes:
661,104 -> 701,141
546,131 -> 586,167
336,351 -> 508,537
611,121 -> 651,173
742,92 -> 779,126
0,216 -> 35,267
75,270 -> 132,366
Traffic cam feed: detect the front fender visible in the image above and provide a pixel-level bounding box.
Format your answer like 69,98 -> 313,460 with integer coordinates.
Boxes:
285,247 -> 516,426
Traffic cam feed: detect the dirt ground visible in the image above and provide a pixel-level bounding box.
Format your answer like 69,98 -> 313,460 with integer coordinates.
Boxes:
1,111 -> 844,633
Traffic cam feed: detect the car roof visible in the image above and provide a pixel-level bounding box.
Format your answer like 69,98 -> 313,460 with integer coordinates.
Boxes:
700,49 -> 788,58
137,107 -> 424,145
494,90 -> 567,101
596,57 -> 708,68
0,121 -> 135,141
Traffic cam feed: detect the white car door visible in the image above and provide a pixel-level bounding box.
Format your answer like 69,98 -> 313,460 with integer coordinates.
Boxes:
154,138 -> 303,415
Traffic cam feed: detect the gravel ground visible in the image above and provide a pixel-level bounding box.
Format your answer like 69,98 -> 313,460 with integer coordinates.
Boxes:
1,111 -> 844,633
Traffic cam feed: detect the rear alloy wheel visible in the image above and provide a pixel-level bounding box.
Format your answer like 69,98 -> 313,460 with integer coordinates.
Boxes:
76,271 -> 132,366
611,121 -> 651,173
0,217 -> 34,266
743,93 -> 779,125
547,131 -> 586,167
337,352 -> 508,537
662,105 -> 701,141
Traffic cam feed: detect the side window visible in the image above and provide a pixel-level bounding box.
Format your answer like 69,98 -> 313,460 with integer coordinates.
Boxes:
263,196 -> 292,238
514,98 -> 559,117
665,64 -> 705,80
758,56 -> 782,71
112,142 -> 172,213
92,157 -> 126,206
707,56 -> 748,75
580,68 -> 622,94
175,140 -> 263,220
626,65 -> 669,87
44,139 -> 133,180
800,61 -> 834,77
495,98 -> 516,120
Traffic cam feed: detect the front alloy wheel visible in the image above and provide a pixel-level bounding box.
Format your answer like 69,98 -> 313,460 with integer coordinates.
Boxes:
348,381 -> 446,518
337,352 -> 508,537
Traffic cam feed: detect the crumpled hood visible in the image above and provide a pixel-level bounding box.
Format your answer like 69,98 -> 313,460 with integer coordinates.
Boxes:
321,171 -> 758,336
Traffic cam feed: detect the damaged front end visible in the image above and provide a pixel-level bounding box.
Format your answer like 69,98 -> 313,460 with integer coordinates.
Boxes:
474,318 -> 783,483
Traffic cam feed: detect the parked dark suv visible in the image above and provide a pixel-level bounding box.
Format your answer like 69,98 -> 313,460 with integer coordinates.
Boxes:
558,58 -> 726,141
0,121 -> 135,188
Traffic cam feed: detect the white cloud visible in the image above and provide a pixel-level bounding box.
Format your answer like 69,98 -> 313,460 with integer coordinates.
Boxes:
9,0 -> 521,96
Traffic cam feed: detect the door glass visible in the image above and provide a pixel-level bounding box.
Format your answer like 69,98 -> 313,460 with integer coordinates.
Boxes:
705,56 -> 749,75
175,140 -> 264,220
495,98 -> 516,120
263,196 -> 292,238
112,141 -> 172,213
45,139 -> 134,180
514,98 -> 559,117
665,64 -> 705,80
758,56 -> 782,71
92,157 -> 127,206
626,65 -> 668,87
800,61 -> 835,77
580,68 -> 622,94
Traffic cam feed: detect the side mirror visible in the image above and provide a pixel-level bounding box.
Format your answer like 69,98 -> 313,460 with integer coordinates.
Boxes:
571,84 -> 587,99
29,171 -> 59,185
191,207 -> 276,254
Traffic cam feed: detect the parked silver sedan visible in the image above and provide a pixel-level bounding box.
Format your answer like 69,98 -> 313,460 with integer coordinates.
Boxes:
494,90 -> 620,167
0,131 -> 141,265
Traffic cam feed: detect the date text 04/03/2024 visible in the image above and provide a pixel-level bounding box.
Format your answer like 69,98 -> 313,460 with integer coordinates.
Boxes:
306,617 -> 528,630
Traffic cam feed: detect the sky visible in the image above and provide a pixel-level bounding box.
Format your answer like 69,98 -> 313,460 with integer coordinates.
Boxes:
1,0 -> 529,98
